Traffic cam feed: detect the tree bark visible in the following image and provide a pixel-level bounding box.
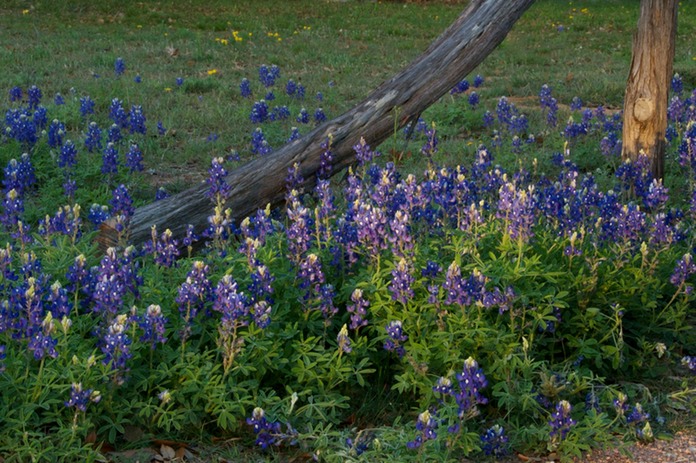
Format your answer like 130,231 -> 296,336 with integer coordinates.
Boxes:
621,0 -> 678,179
97,0 -> 535,250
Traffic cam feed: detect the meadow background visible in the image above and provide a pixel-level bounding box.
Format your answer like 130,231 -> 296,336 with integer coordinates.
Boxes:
0,0 -> 695,462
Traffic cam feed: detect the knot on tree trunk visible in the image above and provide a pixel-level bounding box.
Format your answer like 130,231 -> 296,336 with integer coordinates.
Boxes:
633,97 -> 654,122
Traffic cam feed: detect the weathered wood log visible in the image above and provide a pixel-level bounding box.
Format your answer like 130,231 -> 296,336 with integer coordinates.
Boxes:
621,0 -> 678,180
97,0 -> 535,250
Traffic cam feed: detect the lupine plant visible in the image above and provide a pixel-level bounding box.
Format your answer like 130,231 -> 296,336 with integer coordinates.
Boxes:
0,63 -> 695,463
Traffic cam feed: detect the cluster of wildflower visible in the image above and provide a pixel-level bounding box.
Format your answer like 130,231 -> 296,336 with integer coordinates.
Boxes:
347,288 -> 369,331
497,182 -> 537,243
480,424 -> 509,458
406,409 -> 439,449
250,127 -> 273,155
246,407 -> 297,449
389,257 -> 415,304
206,157 -> 231,203
495,96 -> 527,134
38,204 -> 82,242
383,320 -> 408,358
128,105 -> 147,134
114,57 -> 126,77
450,79 -> 469,95
258,64 -> 280,88
539,84 -> 558,127
65,383 -> 101,412
681,356 -> 696,373
101,314 -> 132,383
79,96 -> 95,118
670,253 -> 696,294
176,261 -> 212,340
549,400 -> 576,441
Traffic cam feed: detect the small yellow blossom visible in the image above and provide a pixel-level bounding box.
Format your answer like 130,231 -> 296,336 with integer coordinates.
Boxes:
23,9 -> 30,14
137,24 -> 142,29
164,87 -> 172,92
207,69 -> 218,75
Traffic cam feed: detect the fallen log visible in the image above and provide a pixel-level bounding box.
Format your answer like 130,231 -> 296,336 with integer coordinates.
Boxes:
97,0 -> 535,250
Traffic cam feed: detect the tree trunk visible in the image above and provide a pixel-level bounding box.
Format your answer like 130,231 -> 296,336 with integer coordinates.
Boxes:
97,0 -> 535,250
621,0 -> 678,179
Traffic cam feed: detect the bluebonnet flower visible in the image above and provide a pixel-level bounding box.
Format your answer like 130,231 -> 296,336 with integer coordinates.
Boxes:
347,288 -> 369,331
84,121 -> 102,153
4,153 -> 36,194
54,93 -> 65,105
296,108 -> 309,124
240,78 -> 252,98
549,400 -> 575,441
270,105 -> 290,121
39,205 -> 82,242
27,85 -> 42,109
176,261 -> 212,340
453,357 -> 489,419
671,73 -> 683,95
497,182 -> 536,243
134,74 -> 142,83
250,100 -> 269,123
88,204 -> 110,227
539,84 -> 558,127
681,356 -> 696,373
384,320 -> 408,358
480,424 -> 509,458
264,91 -> 275,101
47,120 -> 66,149
258,64 -> 280,87
287,126 -> 301,142
30,107 -> 47,132
450,79 -> 469,95
473,74 -> 484,87
157,121 -> 166,136
406,410 -> 438,449
5,108 -> 38,147
148,226 -> 180,267
126,143 -> 144,172
129,105 -> 147,134
252,300 -> 272,329
483,110 -> 495,127
433,376 -> 453,395
285,79 -> 297,96
613,392 -> 629,417
570,96 -> 583,111
353,137 -> 378,166
585,391 -> 600,412
286,195 -> 312,261
114,57 -> 126,77
246,407 -> 297,449
296,84 -> 306,99
626,403 -> 652,440
354,201 -> 387,255
137,304 -> 167,349
65,383 -> 101,412
176,77 -> 184,87
251,128 -> 272,155
1,189 -> 23,229
389,257 -> 414,304
101,314 -> 132,384
468,91 -> 479,109
206,156 -> 231,202
297,253 -> 325,296
109,98 -> 128,128
101,142 -> 119,175
0,345 -> 5,373
314,107 -> 326,123
111,184 -> 134,232
316,283 -> 338,322
336,323 -> 352,354
670,253 -> 695,294
421,124 -> 438,160
79,96 -> 95,118
8,86 -> 22,102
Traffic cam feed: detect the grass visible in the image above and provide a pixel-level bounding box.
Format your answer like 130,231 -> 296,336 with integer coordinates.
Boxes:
1,0 -> 694,195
